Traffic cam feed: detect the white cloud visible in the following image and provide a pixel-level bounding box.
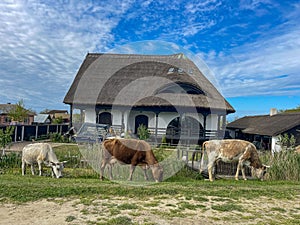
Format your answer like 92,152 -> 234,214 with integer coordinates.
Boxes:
0,0 -> 133,111
204,27 -> 300,97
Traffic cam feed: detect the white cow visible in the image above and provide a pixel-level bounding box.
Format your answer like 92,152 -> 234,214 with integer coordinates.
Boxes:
22,143 -> 67,178
200,139 -> 269,182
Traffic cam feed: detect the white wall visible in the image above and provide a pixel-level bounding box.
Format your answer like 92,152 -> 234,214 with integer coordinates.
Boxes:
84,108 -> 220,136
85,108 -> 96,123
272,136 -> 282,153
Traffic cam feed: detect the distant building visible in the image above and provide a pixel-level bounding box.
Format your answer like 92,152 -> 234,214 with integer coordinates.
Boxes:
43,110 -> 70,124
33,114 -> 52,124
227,109 -> 300,152
0,103 -> 34,125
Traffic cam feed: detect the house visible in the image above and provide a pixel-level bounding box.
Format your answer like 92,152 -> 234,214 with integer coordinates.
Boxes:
0,103 -> 34,125
227,109 -> 300,152
33,114 -> 52,124
43,110 -> 70,124
63,53 -> 235,144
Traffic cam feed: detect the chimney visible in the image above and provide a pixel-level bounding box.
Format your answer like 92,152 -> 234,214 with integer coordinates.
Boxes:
270,108 -> 277,116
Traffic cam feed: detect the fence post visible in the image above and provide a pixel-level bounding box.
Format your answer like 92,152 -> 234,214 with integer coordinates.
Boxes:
35,125 -> 38,140
21,126 -> 24,141
14,125 -> 17,142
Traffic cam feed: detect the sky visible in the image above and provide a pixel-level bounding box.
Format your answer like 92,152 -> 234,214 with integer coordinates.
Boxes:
1,0 -> 300,121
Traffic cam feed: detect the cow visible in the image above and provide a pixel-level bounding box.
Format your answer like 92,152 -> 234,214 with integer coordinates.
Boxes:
100,138 -> 163,182
22,143 -> 67,178
200,139 -> 269,182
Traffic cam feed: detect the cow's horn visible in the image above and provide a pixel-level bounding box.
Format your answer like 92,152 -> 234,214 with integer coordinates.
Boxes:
263,164 -> 270,168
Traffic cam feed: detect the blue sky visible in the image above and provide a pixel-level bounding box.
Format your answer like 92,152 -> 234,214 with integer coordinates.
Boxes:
1,0 -> 299,121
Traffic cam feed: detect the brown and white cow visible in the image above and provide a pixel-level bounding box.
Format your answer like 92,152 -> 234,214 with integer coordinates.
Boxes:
200,139 -> 269,182
100,138 -> 163,182
22,143 -> 67,178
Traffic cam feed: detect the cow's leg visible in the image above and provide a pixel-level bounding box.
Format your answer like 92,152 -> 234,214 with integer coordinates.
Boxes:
128,165 -> 136,181
37,161 -> 42,176
22,160 -> 26,176
240,162 -> 247,180
100,160 -> 107,180
207,153 -> 216,182
31,164 -> 35,175
235,161 -> 242,180
207,162 -> 215,182
142,165 -> 149,181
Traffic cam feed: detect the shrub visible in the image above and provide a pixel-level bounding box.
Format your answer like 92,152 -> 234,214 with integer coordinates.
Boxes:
262,149 -> 300,181
137,124 -> 150,140
50,132 -> 69,143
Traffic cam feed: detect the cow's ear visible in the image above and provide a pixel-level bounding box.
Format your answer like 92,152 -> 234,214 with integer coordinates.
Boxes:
62,161 -> 68,164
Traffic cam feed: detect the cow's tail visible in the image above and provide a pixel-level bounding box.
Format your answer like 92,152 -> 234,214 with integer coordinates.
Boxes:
199,141 -> 207,173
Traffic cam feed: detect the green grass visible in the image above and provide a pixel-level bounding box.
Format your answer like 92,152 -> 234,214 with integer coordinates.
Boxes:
0,174 -> 299,203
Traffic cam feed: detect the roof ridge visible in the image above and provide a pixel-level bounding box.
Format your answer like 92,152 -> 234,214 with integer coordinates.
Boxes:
86,52 -> 186,58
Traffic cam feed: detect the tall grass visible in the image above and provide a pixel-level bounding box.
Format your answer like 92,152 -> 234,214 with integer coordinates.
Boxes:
261,150 -> 300,181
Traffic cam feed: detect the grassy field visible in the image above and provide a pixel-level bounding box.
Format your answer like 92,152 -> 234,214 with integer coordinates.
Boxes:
0,143 -> 299,224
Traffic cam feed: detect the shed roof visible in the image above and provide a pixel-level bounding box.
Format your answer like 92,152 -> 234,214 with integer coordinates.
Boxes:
34,114 -> 51,123
227,113 -> 300,136
64,53 -> 235,114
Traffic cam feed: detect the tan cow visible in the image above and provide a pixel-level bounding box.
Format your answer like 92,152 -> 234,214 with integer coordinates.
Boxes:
22,143 -> 67,178
200,139 -> 269,181
100,138 -> 163,182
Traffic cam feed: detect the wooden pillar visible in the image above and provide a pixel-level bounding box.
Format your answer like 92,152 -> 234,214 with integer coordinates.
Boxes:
14,125 -> 17,142
121,110 -> 125,133
155,112 -> 159,144
35,125 -> 38,140
69,104 -> 73,128
203,113 -> 207,139
21,125 -> 24,142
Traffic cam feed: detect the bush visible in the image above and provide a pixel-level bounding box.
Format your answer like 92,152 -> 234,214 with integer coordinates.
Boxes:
0,152 -> 22,173
262,150 -> 300,181
50,132 -> 69,143
137,124 -> 150,140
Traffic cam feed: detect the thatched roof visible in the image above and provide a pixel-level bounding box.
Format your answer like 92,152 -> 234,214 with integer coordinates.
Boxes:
227,113 -> 300,136
64,53 -> 235,114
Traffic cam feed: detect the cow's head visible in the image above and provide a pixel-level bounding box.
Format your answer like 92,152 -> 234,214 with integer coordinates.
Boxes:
150,163 -> 164,182
50,161 -> 67,178
252,164 -> 270,181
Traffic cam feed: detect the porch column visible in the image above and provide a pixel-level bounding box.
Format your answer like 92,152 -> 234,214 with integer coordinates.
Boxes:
222,115 -> 226,130
203,113 -> 207,139
69,104 -> 73,128
95,109 -> 100,123
121,110 -> 125,133
155,112 -> 159,144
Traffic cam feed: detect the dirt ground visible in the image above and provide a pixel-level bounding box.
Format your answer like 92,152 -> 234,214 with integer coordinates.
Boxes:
0,195 -> 299,225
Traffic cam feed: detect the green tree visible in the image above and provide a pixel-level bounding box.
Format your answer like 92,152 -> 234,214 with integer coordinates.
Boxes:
52,116 -> 63,124
137,124 -> 150,140
0,126 -> 15,155
8,100 -> 29,123
280,105 -> 300,113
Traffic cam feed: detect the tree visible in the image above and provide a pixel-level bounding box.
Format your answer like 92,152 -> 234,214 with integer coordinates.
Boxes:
0,126 -> 15,155
52,116 -> 63,124
280,105 -> 300,113
8,100 -> 29,123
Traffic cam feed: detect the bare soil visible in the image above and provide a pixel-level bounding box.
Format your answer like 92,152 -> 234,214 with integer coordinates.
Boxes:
0,195 -> 299,225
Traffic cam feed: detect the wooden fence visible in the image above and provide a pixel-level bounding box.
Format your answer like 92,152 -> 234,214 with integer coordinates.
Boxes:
0,124 -> 69,142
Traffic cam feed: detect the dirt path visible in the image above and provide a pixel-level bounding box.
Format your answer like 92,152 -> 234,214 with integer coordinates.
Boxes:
0,195 -> 299,225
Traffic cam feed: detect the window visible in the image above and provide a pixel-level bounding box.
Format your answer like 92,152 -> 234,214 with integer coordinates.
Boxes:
155,82 -> 205,95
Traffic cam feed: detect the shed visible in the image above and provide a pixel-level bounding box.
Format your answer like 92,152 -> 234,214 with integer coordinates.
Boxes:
227,112 -> 300,151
